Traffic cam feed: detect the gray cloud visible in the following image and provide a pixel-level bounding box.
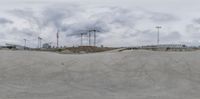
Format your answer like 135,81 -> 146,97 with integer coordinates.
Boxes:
42,4 -> 81,29
11,28 -> 36,37
193,18 -> 200,24
135,30 -> 157,42
186,24 -> 200,39
185,18 -> 200,40
65,20 -> 110,37
162,31 -> 181,42
8,8 -> 44,34
107,7 -> 138,27
148,12 -> 178,22
0,18 -> 13,24
90,7 -> 141,28
1,4 -> 182,47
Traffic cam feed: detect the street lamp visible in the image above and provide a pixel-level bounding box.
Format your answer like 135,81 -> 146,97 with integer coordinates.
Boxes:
156,26 -> 162,45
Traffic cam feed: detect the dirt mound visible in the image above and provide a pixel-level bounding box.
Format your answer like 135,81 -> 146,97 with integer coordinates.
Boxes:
60,49 -> 73,54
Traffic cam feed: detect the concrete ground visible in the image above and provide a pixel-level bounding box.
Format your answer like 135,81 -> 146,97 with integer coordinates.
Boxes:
0,50 -> 200,99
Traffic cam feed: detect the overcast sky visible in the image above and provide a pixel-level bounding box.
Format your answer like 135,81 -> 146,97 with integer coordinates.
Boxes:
0,0 -> 200,47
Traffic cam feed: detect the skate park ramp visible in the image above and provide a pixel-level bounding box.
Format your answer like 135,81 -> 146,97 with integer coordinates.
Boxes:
0,50 -> 200,99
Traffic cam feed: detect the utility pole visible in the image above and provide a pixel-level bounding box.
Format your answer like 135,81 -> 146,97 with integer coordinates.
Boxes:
93,30 -> 96,46
38,37 -> 40,48
40,38 -> 42,48
38,37 -> 42,48
81,33 -> 84,46
156,26 -> 162,45
88,31 -> 91,46
57,30 -> 59,48
24,39 -> 27,49
88,29 -> 98,46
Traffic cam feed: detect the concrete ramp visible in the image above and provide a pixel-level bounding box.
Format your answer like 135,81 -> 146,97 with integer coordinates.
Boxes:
0,50 -> 200,99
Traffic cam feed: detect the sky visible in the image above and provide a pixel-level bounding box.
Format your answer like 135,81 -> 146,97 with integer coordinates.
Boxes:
1,0 -> 200,47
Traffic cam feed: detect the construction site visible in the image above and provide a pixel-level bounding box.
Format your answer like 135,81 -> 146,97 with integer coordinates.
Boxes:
0,48 -> 200,99
0,29 -> 117,53
2,14 -> 200,99
1,0 -> 200,99
1,21 -> 200,99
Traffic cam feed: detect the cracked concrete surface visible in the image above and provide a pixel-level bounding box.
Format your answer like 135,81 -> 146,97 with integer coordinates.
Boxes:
0,50 -> 200,99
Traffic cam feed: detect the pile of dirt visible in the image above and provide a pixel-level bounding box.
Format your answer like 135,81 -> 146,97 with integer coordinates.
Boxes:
60,49 -> 73,54
61,46 -> 116,54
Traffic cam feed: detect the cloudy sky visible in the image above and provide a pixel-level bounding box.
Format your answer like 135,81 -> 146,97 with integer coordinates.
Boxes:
0,0 -> 200,47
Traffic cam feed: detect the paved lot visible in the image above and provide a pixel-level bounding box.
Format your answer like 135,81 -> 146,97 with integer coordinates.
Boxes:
0,50 -> 200,99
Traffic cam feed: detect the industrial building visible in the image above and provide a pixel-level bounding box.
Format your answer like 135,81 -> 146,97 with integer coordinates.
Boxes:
42,43 -> 51,49
3,43 -> 28,50
142,44 -> 187,48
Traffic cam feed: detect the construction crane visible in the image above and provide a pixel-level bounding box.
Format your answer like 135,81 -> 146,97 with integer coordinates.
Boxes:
89,29 -> 100,46
80,33 -> 87,46
38,37 -> 42,48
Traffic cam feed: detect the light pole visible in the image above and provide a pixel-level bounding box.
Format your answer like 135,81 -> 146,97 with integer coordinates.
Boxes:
156,26 -> 162,45
88,29 -> 99,47
93,30 -> 97,46
24,39 -> 27,49
38,37 -> 42,48
88,31 -> 91,46
56,30 -> 59,48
